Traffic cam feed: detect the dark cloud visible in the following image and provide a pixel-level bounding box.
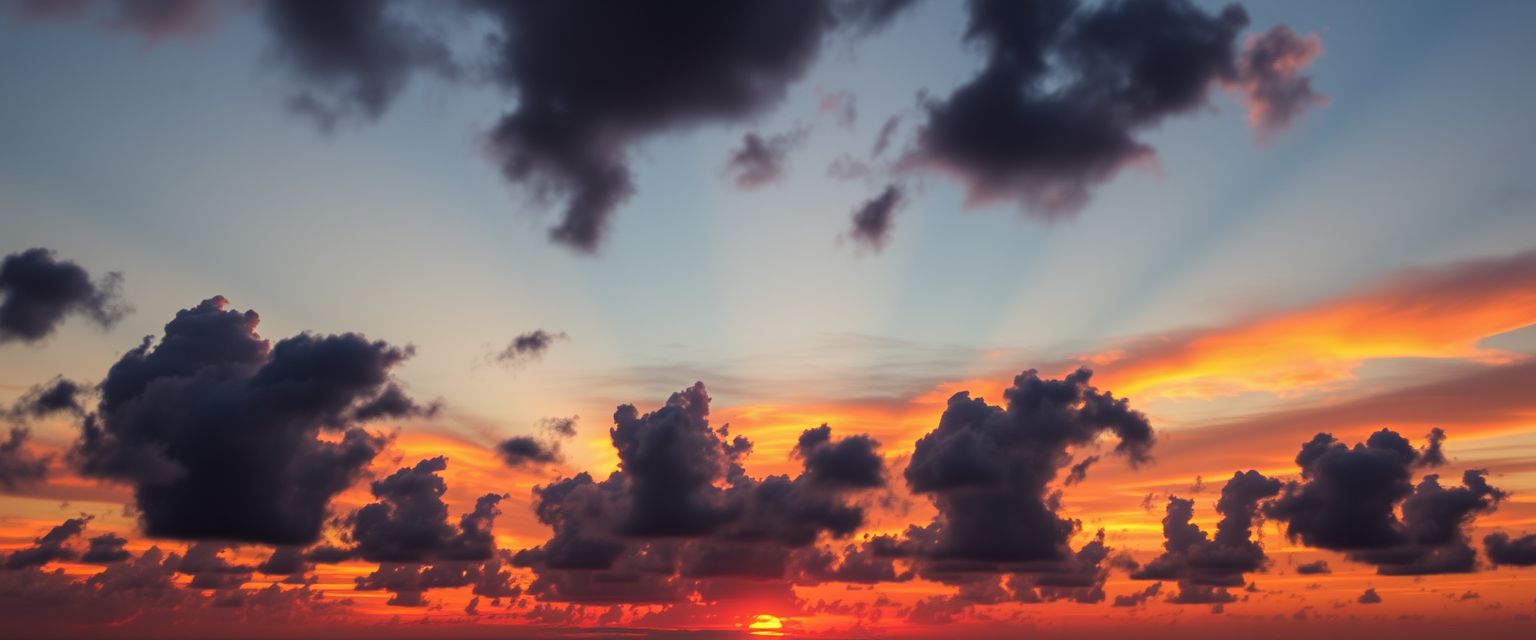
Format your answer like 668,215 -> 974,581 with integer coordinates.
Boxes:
907,0 -> 1318,217
793,423 -> 885,488
71,296 -> 425,545
1295,559 -> 1330,575
255,546 -> 308,577
473,1 -> 833,250
1484,532 -> 1536,567
350,457 -> 504,563
497,416 -> 578,469
262,0 -> 457,131
3,517 -> 87,569
0,539 -> 343,631
354,554 -> 520,608
494,329 -> 567,365
1064,455 -> 1099,486
848,183 -> 904,250
176,543 -> 253,590
513,383 -> 886,604
1264,429 -> 1505,575
1358,587 -> 1382,604
1131,471 -> 1281,603
0,248 -> 130,344
0,427 -> 52,490
1418,427 -> 1447,468
1007,528 -> 1114,604
1168,582 -> 1236,605
901,368 -> 1152,563
1112,581 -> 1162,607
1231,25 -> 1328,140
794,541 -> 914,585
82,533 -> 132,564
472,0 -> 910,251
722,127 -> 810,189
497,436 -> 562,468
7,376 -> 87,420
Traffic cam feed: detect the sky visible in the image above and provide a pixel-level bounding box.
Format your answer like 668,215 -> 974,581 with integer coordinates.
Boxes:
2,0 -> 1535,638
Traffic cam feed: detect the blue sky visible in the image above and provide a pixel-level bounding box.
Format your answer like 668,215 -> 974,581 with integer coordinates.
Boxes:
3,0 -> 1535,451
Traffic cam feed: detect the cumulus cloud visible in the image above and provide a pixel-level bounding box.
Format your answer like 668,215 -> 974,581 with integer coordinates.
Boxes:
1483,532 -> 1536,567
512,382 -> 887,605
71,296 -> 429,545
906,0 -> 1321,217
0,248 -> 130,344
900,368 -> 1152,563
353,554 -> 520,608
1230,25 -> 1328,141
1264,429 -> 1505,575
349,457 -> 504,563
1131,471 -> 1281,603
1358,587 -> 1382,604
81,532 -> 131,564
1112,581 -> 1162,607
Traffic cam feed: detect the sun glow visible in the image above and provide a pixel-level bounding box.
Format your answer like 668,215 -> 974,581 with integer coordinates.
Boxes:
748,614 -> 785,636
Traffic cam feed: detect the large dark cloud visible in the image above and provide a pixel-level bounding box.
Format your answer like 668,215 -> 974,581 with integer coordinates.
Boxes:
0,248 -> 130,344
472,1 -> 911,251
262,0 -> 457,131
1483,532 -> 1536,567
71,296 -> 429,545
350,457 -> 504,563
1131,470 -> 1281,603
512,382 -> 887,605
474,1 -> 831,250
1264,429 -> 1505,575
900,368 -> 1153,563
906,0 -> 1322,217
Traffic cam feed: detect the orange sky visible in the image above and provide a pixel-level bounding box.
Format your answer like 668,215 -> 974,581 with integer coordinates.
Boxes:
4,249 -> 1536,637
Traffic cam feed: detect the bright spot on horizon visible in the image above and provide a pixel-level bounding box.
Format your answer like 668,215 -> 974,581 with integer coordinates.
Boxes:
749,614 -> 785,636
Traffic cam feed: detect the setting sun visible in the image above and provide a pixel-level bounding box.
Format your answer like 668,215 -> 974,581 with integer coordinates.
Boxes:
3,1 -> 1536,640
748,614 -> 785,636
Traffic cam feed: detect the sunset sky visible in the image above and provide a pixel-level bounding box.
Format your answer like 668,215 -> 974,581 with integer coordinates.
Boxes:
3,1 -> 1536,638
